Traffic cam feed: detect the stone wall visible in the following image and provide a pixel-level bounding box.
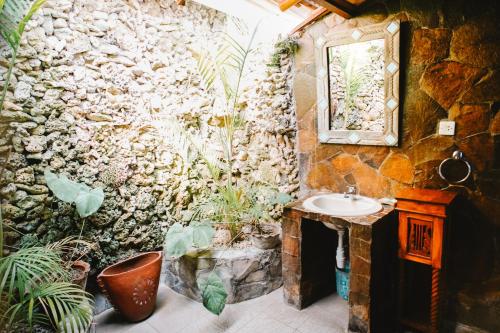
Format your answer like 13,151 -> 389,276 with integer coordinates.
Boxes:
0,0 -> 298,269
294,0 -> 499,331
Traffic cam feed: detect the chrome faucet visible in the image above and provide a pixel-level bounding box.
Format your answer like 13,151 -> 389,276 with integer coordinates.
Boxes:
344,186 -> 358,200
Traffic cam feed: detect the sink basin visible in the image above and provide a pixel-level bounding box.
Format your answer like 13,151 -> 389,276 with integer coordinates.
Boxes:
303,193 -> 382,217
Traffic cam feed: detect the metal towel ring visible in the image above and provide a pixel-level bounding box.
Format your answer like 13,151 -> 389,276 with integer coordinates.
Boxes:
438,150 -> 472,184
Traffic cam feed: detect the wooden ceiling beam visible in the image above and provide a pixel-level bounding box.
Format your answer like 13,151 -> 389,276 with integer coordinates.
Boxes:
308,0 -> 356,18
289,7 -> 329,35
279,0 -> 303,12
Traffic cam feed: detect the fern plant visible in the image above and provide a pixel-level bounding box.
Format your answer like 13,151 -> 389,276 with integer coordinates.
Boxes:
0,0 -> 47,257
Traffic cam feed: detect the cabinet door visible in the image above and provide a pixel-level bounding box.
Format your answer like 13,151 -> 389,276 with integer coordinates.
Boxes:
398,212 -> 444,268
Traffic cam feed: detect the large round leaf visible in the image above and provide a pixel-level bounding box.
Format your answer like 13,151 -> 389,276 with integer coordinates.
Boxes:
44,169 -> 81,203
74,188 -> 104,218
165,223 -> 193,258
192,222 -> 215,249
198,272 -> 227,315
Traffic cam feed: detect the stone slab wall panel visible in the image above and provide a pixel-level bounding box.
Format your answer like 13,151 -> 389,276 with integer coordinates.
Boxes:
294,1 -> 500,331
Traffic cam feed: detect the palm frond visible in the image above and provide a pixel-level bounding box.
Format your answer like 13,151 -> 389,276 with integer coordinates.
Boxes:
4,282 -> 93,332
158,117 -> 224,178
194,27 -> 257,105
0,0 -> 46,49
0,247 -> 67,304
0,0 -> 46,111
45,236 -> 95,255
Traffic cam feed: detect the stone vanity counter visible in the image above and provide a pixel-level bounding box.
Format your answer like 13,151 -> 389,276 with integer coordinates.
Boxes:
282,191 -> 397,333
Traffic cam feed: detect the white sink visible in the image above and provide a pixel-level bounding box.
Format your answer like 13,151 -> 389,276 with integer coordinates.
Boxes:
303,193 -> 382,217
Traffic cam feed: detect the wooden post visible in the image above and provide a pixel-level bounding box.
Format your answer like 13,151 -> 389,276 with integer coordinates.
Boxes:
430,268 -> 441,333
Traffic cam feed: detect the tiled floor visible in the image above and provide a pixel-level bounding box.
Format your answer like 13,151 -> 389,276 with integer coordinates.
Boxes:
95,285 -> 349,333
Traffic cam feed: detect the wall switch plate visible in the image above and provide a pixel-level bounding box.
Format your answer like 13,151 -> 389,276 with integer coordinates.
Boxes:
438,119 -> 455,136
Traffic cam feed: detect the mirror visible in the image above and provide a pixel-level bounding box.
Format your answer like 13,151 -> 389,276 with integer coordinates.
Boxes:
316,20 -> 400,146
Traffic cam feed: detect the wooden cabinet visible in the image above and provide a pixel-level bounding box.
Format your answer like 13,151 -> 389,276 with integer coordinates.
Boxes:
396,188 -> 458,333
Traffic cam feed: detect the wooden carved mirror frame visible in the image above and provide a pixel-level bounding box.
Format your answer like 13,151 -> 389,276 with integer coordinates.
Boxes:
315,20 -> 400,146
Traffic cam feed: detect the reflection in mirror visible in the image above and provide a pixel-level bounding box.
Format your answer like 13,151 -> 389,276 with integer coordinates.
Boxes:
316,20 -> 400,146
328,39 -> 385,132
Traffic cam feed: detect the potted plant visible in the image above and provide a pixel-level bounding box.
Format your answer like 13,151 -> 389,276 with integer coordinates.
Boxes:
44,169 -> 104,289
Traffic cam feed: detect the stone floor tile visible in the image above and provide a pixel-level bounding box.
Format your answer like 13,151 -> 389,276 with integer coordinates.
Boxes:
96,285 -> 348,333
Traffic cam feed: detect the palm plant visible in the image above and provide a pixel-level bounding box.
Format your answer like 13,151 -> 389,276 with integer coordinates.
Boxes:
0,0 -> 47,257
0,245 -> 94,332
165,27 -> 292,315
339,50 -> 366,129
164,28 -> 258,316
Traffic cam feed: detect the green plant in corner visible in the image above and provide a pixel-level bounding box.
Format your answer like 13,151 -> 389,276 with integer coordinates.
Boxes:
165,26 -> 294,315
0,0 -> 47,257
267,36 -> 299,68
0,244 -> 94,332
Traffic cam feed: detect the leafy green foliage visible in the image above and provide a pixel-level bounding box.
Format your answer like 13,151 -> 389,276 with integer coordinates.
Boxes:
268,36 -> 299,68
0,0 -> 46,49
198,272 -> 228,315
74,187 -> 105,218
44,169 -> 104,218
193,183 -> 292,238
0,0 -> 46,111
0,246 -> 93,332
192,222 -> 215,248
165,223 -> 194,258
44,170 -> 81,203
165,222 -> 215,258
339,50 -> 367,129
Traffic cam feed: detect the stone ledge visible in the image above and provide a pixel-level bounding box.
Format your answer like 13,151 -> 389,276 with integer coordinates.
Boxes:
163,247 -> 282,304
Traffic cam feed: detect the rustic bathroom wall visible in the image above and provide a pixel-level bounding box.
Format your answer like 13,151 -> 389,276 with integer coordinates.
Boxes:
294,0 -> 499,331
0,0 -> 298,268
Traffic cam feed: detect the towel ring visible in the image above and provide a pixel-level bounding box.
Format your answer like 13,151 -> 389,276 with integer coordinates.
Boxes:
438,150 -> 471,184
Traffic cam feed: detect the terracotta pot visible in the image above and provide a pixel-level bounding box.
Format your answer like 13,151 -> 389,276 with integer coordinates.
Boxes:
97,251 -> 163,322
251,223 -> 281,249
71,260 -> 90,289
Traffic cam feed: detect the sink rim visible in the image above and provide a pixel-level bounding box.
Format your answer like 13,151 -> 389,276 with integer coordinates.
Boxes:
302,193 -> 383,217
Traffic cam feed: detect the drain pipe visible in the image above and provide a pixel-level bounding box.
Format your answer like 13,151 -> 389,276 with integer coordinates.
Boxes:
336,229 -> 346,270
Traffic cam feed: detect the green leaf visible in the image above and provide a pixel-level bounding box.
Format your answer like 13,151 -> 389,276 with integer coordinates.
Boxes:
198,272 -> 227,315
192,222 -> 215,248
44,169 -> 81,203
165,223 -> 193,258
74,188 -> 104,218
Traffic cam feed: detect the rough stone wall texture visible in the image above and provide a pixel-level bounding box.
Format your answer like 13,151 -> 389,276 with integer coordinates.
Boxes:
0,0 -> 298,269
294,0 -> 499,331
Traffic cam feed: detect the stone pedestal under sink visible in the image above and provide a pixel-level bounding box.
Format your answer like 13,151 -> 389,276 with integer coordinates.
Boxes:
282,191 -> 397,333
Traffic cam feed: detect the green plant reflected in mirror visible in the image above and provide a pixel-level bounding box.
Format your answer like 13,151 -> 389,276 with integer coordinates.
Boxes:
316,20 -> 400,146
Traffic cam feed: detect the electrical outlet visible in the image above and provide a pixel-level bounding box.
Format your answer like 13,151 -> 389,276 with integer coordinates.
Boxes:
438,119 -> 455,136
